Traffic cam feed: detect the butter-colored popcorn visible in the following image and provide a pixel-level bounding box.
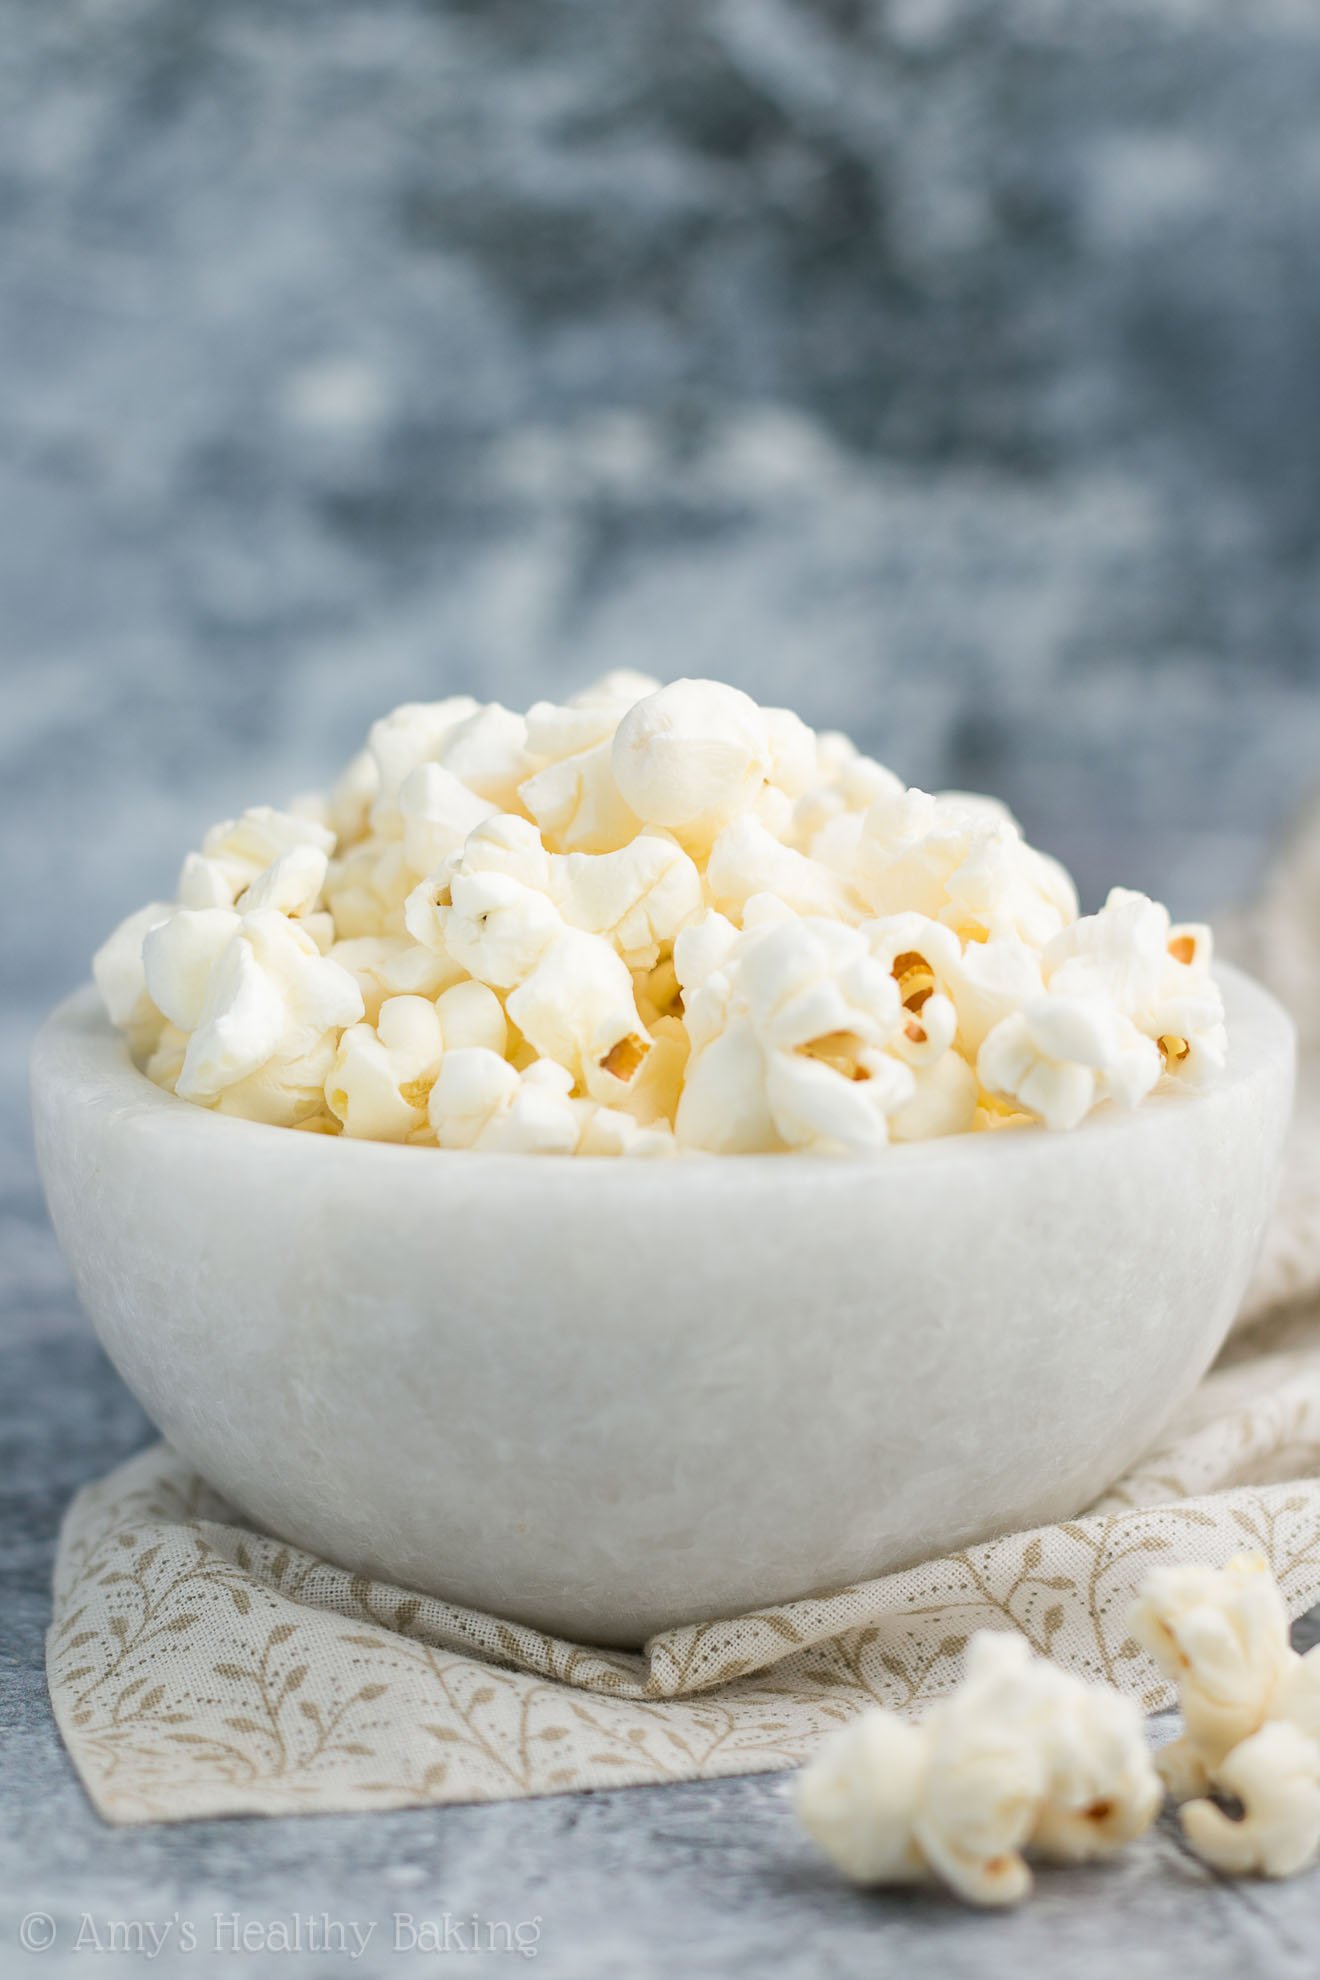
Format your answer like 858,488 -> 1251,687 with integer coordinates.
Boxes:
429,1049 -> 580,1154
1045,887 -> 1227,1084
796,1632 -> 1159,1907
857,788 -> 1075,948
435,978 -> 508,1058
519,679 -> 654,854
397,763 -> 498,878
365,697 -> 479,823
94,677 -> 1228,1157
506,930 -> 653,1104
1130,1553 -> 1320,1879
326,935 -> 461,1023
706,816 -> 860,924
612,679 -> 773,847
326,995 -> 445,1141
1180,1723 -> 1320,1880
92,901 -> 172,1047
554,833 -> 703,970
172,911 -> 364,1110
198,806 -> 336,900
677,914 -> 915,1154
1129,1553 -> 1302,1797
326,838 -> 415,939
978,996 -> 1162,1132
432,702 -> 533,810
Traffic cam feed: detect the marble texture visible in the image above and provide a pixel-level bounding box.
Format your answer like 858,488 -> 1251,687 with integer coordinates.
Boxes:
6,0 -> 1320,1077
30,969 -> 1295,1642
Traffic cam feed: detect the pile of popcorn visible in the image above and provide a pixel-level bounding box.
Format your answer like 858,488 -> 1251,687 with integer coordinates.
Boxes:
797,1554 -> 1320,1906
94,675 -> 1228,1155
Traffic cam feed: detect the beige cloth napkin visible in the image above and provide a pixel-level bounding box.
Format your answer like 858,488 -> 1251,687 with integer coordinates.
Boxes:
47,811 -> 1320,1824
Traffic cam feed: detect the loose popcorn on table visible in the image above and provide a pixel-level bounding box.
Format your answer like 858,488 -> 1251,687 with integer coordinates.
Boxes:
92,676 -> 1228,1153
795,1632 -> 1160,1906
1130,1553 -> 1320,1879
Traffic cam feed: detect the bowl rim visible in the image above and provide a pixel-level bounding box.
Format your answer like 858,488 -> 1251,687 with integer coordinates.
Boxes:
32,964 -> 1295,1187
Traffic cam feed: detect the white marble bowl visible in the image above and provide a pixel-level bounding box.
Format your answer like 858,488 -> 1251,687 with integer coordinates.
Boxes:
32,968 -> 1294,1646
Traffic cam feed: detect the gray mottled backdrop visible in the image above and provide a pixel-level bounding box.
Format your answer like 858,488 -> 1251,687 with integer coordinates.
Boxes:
5,0 -> 1320,1064
6,9 -> 1320,1960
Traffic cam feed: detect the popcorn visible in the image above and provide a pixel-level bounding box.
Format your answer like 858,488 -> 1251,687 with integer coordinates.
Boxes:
1180,1723 -> 1320,1880
365,697 -> 479,822
676,915 -> 916,1153
796,1632 -> 1159,1907
706,817 -> 860,923
429,1050 -> 580,1155
1130,1553 -> 1320,1880
93,901 -> 172,1042
93,676 -> 1229,1157
198,807 -> 336,899
397,764 -> 497,878
178,912 -> 363,1108
978,997 -> 1162,1132
326,996 -> 445,1141
1129,1553 -> 1306,1799
856,788 -> 1076,947
1045,888 -> 1228,1086
435,978 -> 508,1058
506,930 -> 653,1104
554,834 -> 703,969
612,679 -> 773,847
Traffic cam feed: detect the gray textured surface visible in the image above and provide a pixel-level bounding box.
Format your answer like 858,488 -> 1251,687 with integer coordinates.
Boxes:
7,0 -> 1320,1967
6,1305 -> 1320,1973
6,0 -> 1320,1059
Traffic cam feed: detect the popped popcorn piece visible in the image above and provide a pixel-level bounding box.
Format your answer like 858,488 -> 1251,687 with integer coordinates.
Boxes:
326,995 -> 445,1141
1045,888 -> 1227,1085
796,1632 -> 1159,1907
92,901 -> 172,1042
555,833 -> 703,970
612,679 -> 773,846
327,935 -> 461,1023
144,909 -> 245,1032
239,845 -> 330,920
518,675 -> 654,856
519,740 -> 642,855
214,1032 -> 341,1129
706,816 -> 860,924
429,1050 -> 580,1154
174,911 -> 364,1108
978,995 -> 1163,1132
677,915 -> 915,1154
857,788 -> 1076,948
436,871 -> 565,992
177,853 -> 241,910
326,839 -> 415,939
1129,1553 -> 1303,1798
199,806 -> 336,899
435,978 -> 508,1058
945,935 -> 1046,1058
327,747 -> 378,850
1180,1723 -> 1320,1879
505,930 -> 653,1104
397,763 -> 498,878
574,1103 -> 677,1158
1129,1553 -> 1320,1879
366,697 -> 480,820
432,702 -> 533,810
889,1050 -> 979,1142
795,1710 -> 929,1888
